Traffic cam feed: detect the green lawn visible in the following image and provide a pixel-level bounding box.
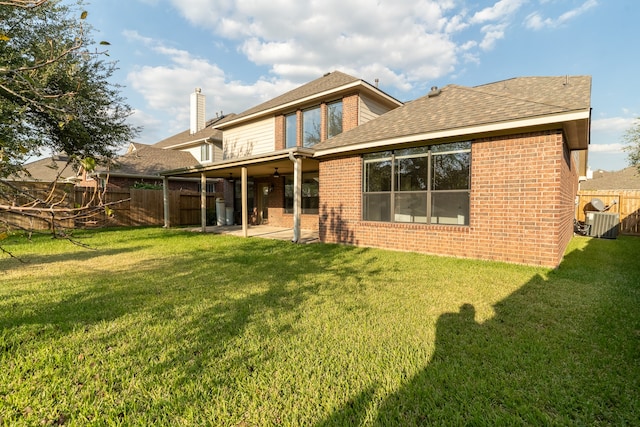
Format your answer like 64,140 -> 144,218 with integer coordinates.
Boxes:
1,228 -> 639,426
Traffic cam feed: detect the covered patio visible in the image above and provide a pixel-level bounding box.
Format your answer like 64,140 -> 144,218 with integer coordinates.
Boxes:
161,147 -> 319,243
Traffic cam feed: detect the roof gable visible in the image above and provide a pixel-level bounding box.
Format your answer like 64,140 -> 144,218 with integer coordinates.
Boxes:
217,71 -> 401,128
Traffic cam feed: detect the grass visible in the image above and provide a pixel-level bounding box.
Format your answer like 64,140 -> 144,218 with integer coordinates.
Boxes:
1,228 -> 639,426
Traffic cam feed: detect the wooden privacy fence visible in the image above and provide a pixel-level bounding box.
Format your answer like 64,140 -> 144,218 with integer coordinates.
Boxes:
576,190 -> 640,236
1,182 -> 222,230
87,188 -> 221,227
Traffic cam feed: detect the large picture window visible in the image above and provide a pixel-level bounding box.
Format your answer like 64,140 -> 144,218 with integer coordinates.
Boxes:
327,100 -> 343,138
363,142 -> 471,225
284,172 -> 319,214
285,113 -> 297,148
302,106 -> 321,147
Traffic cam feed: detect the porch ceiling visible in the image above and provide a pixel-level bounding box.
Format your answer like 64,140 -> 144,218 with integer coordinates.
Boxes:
161,148 -> 319,179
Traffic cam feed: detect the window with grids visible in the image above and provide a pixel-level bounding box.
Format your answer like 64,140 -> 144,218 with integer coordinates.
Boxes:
363,142 -> 471,225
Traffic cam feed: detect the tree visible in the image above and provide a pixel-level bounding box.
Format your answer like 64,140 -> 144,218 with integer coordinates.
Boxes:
0,0 -> 138,178
622,117 -> 640,170
0,0 -> 139,255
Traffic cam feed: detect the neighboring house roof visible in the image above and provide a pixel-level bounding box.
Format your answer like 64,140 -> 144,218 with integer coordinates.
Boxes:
216,71 -> 403,129
16,155 -> 79,182
153,114 -> 234,150
580,167 -> 640,190
314,76 -> 592,155
96,143 -> 199,178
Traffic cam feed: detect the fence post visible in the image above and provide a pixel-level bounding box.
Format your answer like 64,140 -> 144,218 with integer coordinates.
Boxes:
163,177 -> 170,228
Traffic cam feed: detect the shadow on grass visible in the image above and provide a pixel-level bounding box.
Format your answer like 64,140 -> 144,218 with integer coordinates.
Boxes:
1,233 -> 383,368
316,236 -> 640,425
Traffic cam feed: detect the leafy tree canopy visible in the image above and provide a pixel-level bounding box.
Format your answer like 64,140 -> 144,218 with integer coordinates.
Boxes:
0,0 -> 139,179
623,117 -> 640,170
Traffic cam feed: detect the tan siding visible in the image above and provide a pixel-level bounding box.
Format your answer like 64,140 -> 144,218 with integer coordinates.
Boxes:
183,145 -> 204,163
359,93 -> 392,124
223,117 -> 275,159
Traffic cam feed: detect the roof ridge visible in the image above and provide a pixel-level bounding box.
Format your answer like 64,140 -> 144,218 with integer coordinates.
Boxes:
459,82 -> 577,112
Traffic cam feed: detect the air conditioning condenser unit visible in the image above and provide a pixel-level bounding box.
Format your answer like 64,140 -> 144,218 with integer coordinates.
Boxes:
586,212 -> 620,239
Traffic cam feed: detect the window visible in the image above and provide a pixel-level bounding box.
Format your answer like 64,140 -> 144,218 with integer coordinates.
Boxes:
363,142 -> 471,225
327,100 -> 343,138
285,113 -> 297,148
200,144 -> 210,162
198,181 -> 217,193
284,172 -> 319,214
302,106 -> 321,147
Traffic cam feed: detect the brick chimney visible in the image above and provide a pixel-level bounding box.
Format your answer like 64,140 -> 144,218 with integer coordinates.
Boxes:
190,88 -> 206,134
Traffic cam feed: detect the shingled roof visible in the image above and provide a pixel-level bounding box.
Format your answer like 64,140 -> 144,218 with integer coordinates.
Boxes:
97,143 -> 199,177
153,114 -> 234,149
17,155 -> 79,182
314,75 -> 592,154
581,167 -> 640,190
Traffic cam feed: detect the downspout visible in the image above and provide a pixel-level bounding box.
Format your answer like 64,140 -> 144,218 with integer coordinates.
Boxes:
289,151 -> 302,243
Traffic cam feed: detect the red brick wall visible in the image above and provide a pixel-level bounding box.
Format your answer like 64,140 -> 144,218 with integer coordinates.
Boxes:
319,130 -> 577,267
343,94 -> 359,131
275,115 -> 285,150
320,103 -> 328,142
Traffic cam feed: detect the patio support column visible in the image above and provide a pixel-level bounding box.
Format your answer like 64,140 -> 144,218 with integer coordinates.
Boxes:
241,166 -> 248,238
163,176 -> 170,228
292,156 -> 302,243
200,172 -> 207,232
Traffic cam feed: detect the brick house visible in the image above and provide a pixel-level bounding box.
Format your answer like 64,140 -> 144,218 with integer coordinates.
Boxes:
164,72 -> 591,267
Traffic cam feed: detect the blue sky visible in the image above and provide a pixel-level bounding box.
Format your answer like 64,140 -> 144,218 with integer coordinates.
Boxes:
81,0 -> 638,171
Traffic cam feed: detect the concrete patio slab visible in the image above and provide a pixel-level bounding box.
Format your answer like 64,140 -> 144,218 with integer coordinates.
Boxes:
190,225 -> 320,244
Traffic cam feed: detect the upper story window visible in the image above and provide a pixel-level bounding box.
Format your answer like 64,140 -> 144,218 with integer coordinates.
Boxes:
363,142 -> 471,225
302,106 -> 321,147
200,143 -> 210,162
285,113 -> 297,148
327,100 -> 343,138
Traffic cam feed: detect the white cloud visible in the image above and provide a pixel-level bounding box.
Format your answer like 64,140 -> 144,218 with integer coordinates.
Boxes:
470,0 -> 525,24
165,0 -> 473,88
478,24 -> 507,50
591,117 -> 636,133
125,34 -> 296,135
589,143 -> 624,153
525,0 -> 598,30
